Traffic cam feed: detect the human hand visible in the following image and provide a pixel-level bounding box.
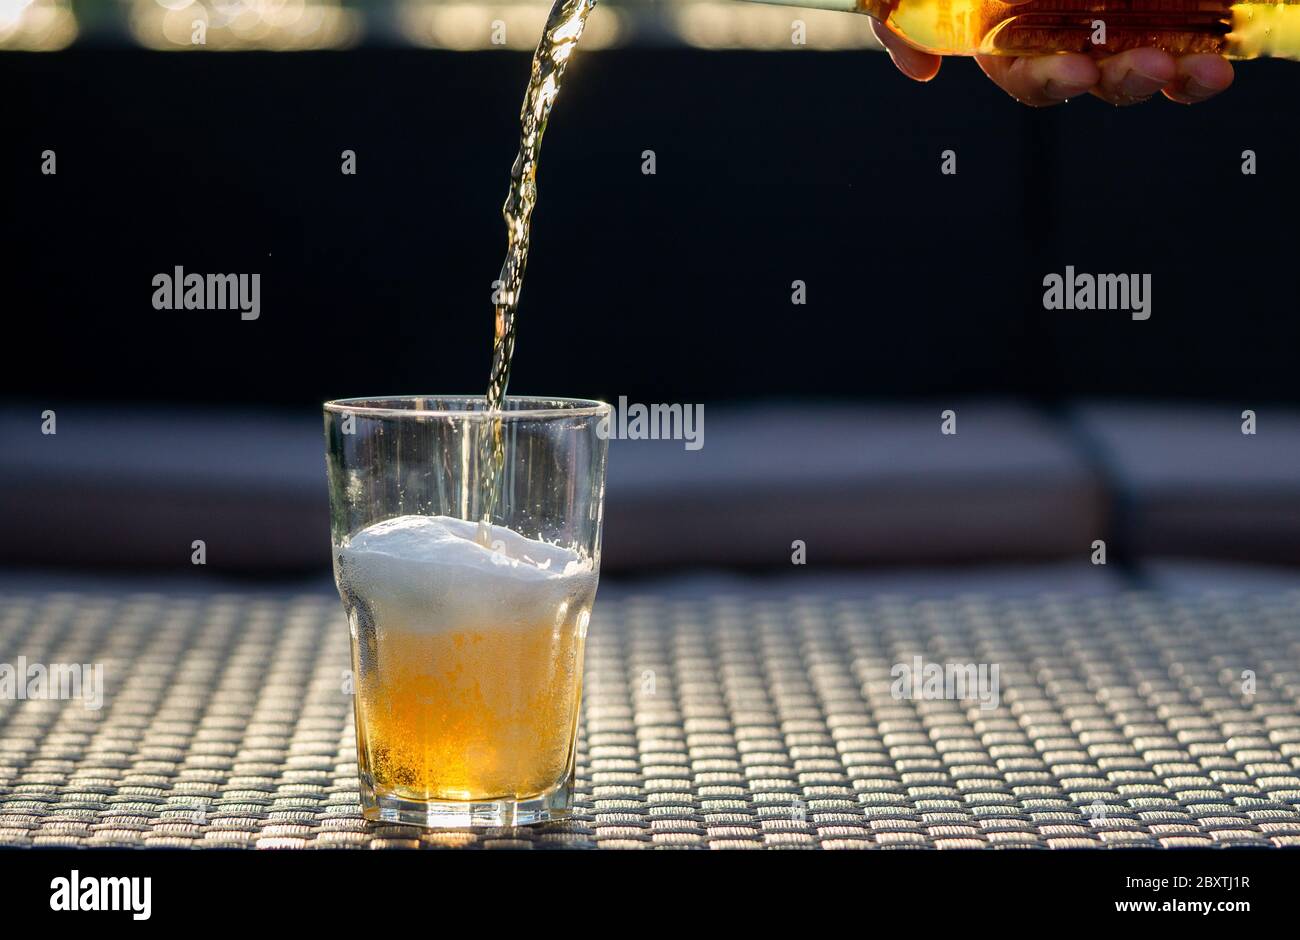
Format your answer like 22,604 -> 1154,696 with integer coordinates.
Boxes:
869,20 -> 1234,106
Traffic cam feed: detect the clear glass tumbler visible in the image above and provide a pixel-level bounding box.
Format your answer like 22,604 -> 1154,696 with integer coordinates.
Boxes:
323,396 -> 610,827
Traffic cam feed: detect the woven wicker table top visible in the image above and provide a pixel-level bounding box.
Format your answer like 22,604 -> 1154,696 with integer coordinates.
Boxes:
1,590 -> 1299,849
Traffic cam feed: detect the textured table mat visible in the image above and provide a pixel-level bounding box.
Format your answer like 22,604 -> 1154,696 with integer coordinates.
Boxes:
1,590 -> 1299,849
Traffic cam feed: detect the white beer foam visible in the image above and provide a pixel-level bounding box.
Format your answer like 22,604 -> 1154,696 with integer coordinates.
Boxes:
336,515 -> 596,635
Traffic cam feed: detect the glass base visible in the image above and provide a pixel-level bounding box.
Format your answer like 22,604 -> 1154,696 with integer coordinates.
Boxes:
360,778 -> 573,828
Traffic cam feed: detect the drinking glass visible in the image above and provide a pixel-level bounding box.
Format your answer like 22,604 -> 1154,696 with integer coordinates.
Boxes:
323,395 -> 610,827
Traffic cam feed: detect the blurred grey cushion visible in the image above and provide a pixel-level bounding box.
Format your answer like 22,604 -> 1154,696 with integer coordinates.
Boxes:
1138,558 -> 1300,594
1073,402 -> 1300,565
599,560 -> 1122,599
0,402 -> 1106,574
0,408 -> 329,572
601,402 -> 1105,569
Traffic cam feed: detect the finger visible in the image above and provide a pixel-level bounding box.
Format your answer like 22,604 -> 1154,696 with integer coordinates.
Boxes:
1162,53 -> 1234,104
1090,48 -> 1177,106
871,19 -> 942,82
976,53 -> 1100,107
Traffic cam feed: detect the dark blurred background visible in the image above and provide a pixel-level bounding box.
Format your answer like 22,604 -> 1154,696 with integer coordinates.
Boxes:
2,0 -> 1299,591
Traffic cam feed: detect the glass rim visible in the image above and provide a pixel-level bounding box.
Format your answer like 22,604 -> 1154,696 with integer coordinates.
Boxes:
323,395 -> 611,420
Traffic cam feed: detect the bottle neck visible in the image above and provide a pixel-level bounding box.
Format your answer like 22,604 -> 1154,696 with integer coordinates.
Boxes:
740,0 -> 903,35
751,0 -> 866,9
743,0 -> 887,14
